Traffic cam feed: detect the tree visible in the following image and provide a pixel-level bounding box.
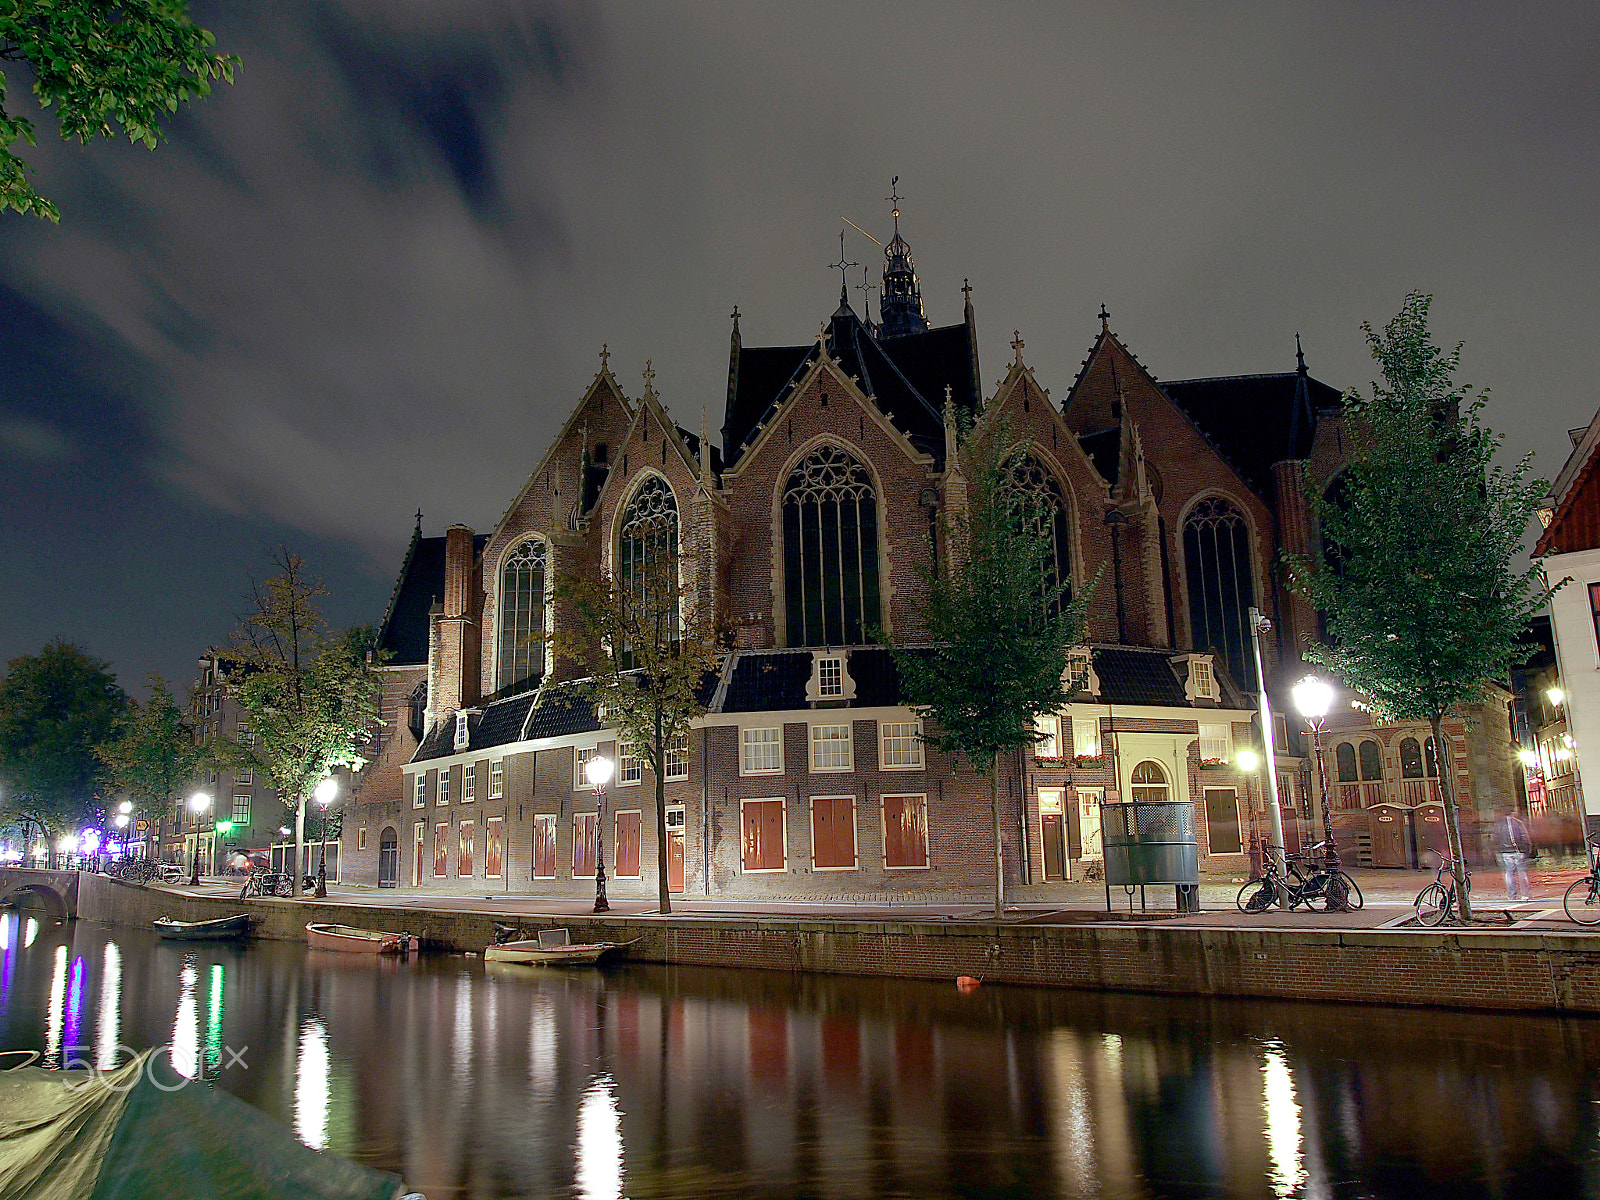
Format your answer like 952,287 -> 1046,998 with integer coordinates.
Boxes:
889,419 -> 1097,917
97,673 -> 204,856
0,638 -> 127,862
220,551 -> 382,893
2,0 -> 235,220
555,549 -> 721,915
1290,292 -> 1552,922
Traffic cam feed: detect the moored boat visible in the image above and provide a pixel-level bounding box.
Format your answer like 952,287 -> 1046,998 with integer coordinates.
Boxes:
153,914 -> 251,940
306,922 -> 411,955
483,927 -> 632,967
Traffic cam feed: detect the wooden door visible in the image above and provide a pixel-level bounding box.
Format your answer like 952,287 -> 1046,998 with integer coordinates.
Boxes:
666,806 -> 685,893
1204,788 -> 1243,855
378,828 -> 398,887
1039,787 -> 1066,881
412,822 -> 425,886
1372,809 -> 1408,867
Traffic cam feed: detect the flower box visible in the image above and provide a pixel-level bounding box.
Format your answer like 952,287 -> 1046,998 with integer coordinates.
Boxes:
1073,755 -> 1108,769
1033,756 -> 1072,767
1199,758 -> 1230,770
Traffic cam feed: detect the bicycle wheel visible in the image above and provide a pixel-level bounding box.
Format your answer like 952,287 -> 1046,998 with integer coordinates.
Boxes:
274,878 -> 294,898
1338,872 -> 1364,911
239,880 -> 254,901
1416,882 -> 1451,926
1565,877 -> 1600,925
1237,878 -> 1277,913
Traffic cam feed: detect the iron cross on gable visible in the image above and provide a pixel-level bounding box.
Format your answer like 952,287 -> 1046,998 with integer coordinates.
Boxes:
831,230 -> 858,294
599,343 -> 610,371
642,359 -> 656,391
1011,330 -> 1025,363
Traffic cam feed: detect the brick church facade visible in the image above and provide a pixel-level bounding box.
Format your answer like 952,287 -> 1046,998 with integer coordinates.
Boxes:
338,214 -> 1519,898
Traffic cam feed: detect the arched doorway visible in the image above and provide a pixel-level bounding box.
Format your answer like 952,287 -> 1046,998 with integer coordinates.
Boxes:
378,828 -> 399,888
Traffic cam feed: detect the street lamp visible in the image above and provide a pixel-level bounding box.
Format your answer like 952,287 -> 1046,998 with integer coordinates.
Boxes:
313,777 -> 337,898
188,792 -> 211,885
1291,676 -> 1337,867
585,754 -> 615,913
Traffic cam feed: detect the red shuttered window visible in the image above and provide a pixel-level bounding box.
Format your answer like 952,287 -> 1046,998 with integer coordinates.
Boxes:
614,811 -> 641,878
485,816 -> 503,878
883,794 -> 928,869
433,823 -> 448,877
532,814 -> 556,879
459,820 -> 475,877
810,796 -> 857,869
741,800 -> 786,871
573,813 -> 596,878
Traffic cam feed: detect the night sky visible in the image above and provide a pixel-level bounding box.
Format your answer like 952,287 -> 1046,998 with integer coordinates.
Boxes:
4,2 -> 1597,695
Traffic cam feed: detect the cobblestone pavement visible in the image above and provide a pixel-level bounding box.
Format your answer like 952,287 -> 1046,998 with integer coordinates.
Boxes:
162,863 -> 1600,932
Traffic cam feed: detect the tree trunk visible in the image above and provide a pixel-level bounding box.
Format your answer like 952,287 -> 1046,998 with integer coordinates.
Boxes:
991,758 -> 1005,919
655,710 -> 671,915
1431,713 -> 1473,923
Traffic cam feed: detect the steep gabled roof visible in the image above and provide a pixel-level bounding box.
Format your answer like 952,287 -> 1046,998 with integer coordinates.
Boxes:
376,531 -> 489,667
1160,371 -> 1342,497
721,306 -> 980,470
413,688 -> 540,761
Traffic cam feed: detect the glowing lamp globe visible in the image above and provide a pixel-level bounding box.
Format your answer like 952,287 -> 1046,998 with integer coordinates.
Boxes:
1292,677 -> 1335,721
314,777 -> 338,808
1235,749 -> 1261,772
188,791 -> 211,814
584,755 -> 615,789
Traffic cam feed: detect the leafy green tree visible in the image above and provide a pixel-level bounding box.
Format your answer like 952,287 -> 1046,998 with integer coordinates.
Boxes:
97,673 -> 204,855
890,419 -> 1097,917
1290,292 -> 1551,922
1,0 -> 236,220
220,551 -> 382,893
0,638 -> 127,862
556,550 -> 721,914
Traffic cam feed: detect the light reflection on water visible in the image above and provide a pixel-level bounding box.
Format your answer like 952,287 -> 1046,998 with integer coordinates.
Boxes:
2,909 -> 1600,1199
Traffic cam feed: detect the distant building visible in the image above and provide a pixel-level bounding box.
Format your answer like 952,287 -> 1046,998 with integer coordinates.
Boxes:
341,213 -> 1520,895
1533,413 -> 1600,840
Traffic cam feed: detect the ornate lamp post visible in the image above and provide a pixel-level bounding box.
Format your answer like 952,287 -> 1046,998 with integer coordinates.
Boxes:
585,755 -> 614,913
187,792 -> 211,885
1291,677 -> 1337,867
313,777 -> 337,898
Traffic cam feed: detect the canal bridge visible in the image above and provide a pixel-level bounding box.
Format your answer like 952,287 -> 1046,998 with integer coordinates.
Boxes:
0,867 -> 78,920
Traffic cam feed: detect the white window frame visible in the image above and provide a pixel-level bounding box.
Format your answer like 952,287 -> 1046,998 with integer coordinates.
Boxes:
1034,714 -> 1061,758
809,723 -> 852,772
739,797 -> 788,873
1191,659 -> 1216,699
1071,716 -> 1101,758
231,794 -> 250,824
489,759 -> 503,799
463,763 -> 476,802
238,767 -> 253,785
413,774 -> 426,809
357,826 -> 368,852
1198,723 -> 1231,763
808,793 -> 858,871
438,766 -> 451,806
664,734 -> 690,781
741,727 -> 783,775
575,747 -> 598,790
879,720 -> 924,770
454,711 -> 470,751
618,742 -> 643,786
818,656 -> 843,697
237,721 -> 254,748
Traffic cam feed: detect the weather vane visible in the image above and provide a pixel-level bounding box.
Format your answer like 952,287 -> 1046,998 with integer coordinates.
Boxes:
830,230 -> 858,297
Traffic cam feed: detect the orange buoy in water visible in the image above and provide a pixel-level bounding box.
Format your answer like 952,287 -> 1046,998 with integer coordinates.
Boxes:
956,975 -> 982,992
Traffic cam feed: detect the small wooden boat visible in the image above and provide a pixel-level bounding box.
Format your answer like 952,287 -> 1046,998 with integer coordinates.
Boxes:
305,922 -> 411,955
483,927 -> 632,967
153,914 -> 251,940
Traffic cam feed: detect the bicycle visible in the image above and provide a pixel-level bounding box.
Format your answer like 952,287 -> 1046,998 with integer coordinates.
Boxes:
1563,838 -> 1600,925
1415,851 -> 1472,926
240,871 -> 295,900
1236,842 -> 1363,913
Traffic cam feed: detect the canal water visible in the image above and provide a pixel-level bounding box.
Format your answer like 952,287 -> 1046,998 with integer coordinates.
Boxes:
1,911 -> 1598,1200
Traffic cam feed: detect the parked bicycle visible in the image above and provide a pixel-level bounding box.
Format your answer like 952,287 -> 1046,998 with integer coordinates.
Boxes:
1415,850 -> 1472,926
240,871 -> 295,900
1237,841 -> 1364,913
106,858 -> 158,884
1563,838 -> 1600,925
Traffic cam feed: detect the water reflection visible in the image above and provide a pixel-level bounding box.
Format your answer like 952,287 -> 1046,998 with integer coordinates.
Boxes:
0,913 -> 1599,1199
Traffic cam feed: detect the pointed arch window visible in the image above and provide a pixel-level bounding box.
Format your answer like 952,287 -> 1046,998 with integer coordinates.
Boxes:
783,444 -> 882,646
497,538 -> 547,692
1183,497 -> 1256,689
1002,455 -> 1073,613
619,475 -> 680,651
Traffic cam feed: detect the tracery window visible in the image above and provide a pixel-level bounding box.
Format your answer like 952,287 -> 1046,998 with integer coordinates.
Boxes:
782,445 -> 881,645
1183,497 -> 1256,690
1400,737 -> 1440,778
618,475 -> 680,651
497,539 -> 547,692
1001,455 -> 1073,613
1359,739 -> 1382,781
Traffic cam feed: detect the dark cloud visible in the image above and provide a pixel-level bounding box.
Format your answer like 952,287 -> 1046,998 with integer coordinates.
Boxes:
2,1 -> 1598,689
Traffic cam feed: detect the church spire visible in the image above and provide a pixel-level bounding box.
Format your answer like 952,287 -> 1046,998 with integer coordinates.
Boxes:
878,176 -> 929,340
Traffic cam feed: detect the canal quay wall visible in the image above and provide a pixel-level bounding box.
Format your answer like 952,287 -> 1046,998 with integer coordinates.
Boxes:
77,873 -> 1600,1015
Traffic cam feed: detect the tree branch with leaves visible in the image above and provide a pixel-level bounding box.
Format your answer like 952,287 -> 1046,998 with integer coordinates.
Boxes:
97,672 -> 205,854
1289,292 -> 1553,922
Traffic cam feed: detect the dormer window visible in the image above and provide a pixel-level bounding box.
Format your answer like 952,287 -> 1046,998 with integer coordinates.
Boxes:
1064,647 -> 1100,698
805,651 -> 857,706
1192,660 -> 1215,699
454,711 -> 470,751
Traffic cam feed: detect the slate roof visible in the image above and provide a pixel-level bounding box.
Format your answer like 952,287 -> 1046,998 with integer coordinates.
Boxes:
414,689 -> 541,761
376,531 -> 491,666
1159,371 -> 1342,499
716,644 -> 1249,713
721,306 -> 979,471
